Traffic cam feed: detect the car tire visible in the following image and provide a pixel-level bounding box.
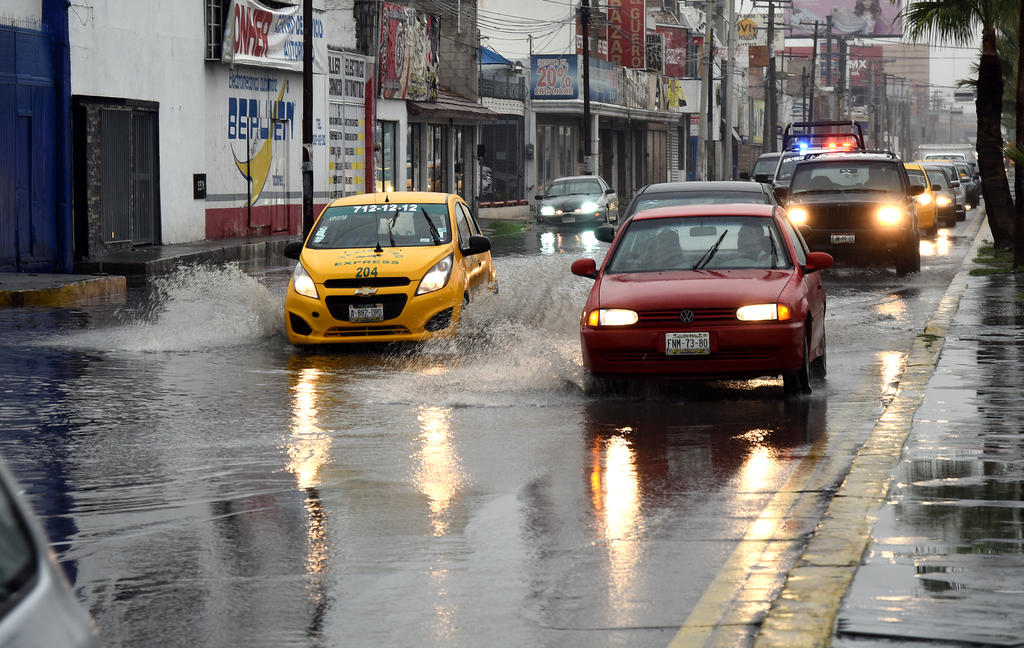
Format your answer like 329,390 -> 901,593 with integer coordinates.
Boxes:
783,335 -> 812,396
895,236 -> 921,276
810,330 -> 827,381
583,371 -> 613,395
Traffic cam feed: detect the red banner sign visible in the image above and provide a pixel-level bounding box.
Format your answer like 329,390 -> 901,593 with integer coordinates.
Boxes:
608,0 -> 645,69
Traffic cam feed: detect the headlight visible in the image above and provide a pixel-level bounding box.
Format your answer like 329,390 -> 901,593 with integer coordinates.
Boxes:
786,207 -> 809,225
876,205 -> 902,226
916,193 -> 933,206
736,303 -> 792,321
291,262 -> 318,299
579,201 -> 600,214
540,205 -> 555,216
936,195 -> 951,207
587,308 -> 639,327
416,254 -> 454,295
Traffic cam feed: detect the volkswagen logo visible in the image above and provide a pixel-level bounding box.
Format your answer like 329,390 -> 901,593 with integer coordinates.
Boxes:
679,309 -> 695,324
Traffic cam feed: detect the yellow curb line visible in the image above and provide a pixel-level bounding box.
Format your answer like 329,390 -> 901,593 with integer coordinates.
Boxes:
752,219 -> 990,648
0,276 -> 127,308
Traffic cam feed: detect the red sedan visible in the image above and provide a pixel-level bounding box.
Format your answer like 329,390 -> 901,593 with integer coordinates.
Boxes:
571,204 -> 833,395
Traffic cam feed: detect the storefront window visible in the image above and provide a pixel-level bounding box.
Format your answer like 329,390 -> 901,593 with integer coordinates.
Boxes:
454,126 -> 468,198
427,124 -> 446,192
536,122 -> 578,189
480,117 -> 524,202
375,120 -> 397,192
407,123 -> 421,190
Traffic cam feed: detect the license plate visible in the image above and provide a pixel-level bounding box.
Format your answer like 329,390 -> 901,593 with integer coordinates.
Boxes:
561,216 -> 576,223
666,332 -> 710,356
831,233 -> 856,244
349,304 -> 384,322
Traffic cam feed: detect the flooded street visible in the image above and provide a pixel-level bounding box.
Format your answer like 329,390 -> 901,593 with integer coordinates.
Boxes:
0,212 -> 995,647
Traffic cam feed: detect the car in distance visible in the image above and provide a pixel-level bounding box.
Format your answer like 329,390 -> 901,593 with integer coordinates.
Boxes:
924,161 -> 968,221
914,163 -> 958,229
0,456 -> 100,647
535,175 -> 619,225
744,151 -> 781,182
571,203 -> 833,396
904,163 -> 943,235
283,191 -> 498,345
952,161 -> 980,208
781,151 -> 923,276
618,180 -> 779,224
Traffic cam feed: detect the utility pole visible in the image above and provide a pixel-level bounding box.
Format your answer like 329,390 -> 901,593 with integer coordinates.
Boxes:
707,21 -> 715,178
824,13 -> 832,119
723,0 -> 735,179
581,0 -> 592,173
761,0 -> 777,152
837,36 -> 847,118
302,0 -> 314,238
698,0 -> 714,180
809,20 -> 818,120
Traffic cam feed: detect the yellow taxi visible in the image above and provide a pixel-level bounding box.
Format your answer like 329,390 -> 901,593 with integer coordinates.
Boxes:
283,192 -> 498,345
904,163 -> 938,235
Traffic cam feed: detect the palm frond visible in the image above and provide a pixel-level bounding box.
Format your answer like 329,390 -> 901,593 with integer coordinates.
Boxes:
898,0 -> 982,46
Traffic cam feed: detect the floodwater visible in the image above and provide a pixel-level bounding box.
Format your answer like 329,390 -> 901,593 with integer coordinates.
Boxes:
0,214 -> 1004,647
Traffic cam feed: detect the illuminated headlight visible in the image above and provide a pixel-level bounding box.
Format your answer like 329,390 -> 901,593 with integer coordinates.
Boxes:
787,207 -> 809,225
578,201 -> 600,214
416,254 -> 454,295
916,193 -> 933,206
877,205 -> 902,226
540,205 -> 555,216
736,303 -> 792,321
935,195 -> 951,207
291,262 -> 319,299
587,308 -> 639,327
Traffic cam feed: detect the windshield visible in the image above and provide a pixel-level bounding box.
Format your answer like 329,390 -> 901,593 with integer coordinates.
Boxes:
545,180 -> 602,197
922,166 -> 950,189
775,155 -> 801,181
307,203 -> 453,249
752,156 -> 779,176
606,216 -> 791,272
906,169 -> 927,188
631,192 -> 770,215
791,161 -> 904,194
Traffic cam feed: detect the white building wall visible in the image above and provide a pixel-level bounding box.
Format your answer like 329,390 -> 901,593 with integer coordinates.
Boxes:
69,0 -> 208,244
322,0 -> 357,51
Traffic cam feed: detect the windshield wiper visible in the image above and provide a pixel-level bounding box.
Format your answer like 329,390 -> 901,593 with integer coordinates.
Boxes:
386,212 -> 399,247
420,208 -> 441,245
769,233 -> 778,268
693,229 -> 728,270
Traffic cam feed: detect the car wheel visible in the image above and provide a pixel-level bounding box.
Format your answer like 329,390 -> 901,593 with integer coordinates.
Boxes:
810,330 -> 827,380
583,371 -> 614,395
895,236 -> 920,276
783,335 -> 812,396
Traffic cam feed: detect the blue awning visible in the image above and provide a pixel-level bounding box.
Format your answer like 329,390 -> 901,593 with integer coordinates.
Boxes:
479,46 -> 513,66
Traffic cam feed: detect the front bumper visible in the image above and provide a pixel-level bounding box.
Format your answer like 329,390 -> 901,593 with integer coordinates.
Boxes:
798,226 -> 912,255
581,320 -> 805,380
284,281 -> 462,345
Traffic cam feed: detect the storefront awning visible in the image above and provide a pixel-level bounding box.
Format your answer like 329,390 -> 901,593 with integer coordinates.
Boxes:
408,89 -> 499,121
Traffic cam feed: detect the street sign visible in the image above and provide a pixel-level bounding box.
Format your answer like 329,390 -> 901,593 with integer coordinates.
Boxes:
954,89 -> 975,102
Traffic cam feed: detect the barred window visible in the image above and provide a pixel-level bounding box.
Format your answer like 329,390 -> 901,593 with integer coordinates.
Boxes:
205,0 -> 225,61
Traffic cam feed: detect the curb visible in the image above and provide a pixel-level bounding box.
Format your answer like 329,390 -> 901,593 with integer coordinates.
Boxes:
753,217 -> 990,647
0,274 -> 127,308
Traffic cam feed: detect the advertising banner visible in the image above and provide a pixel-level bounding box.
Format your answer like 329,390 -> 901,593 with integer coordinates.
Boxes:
328,51 -> 369,199
786,0 -> 903,37
531,55 -> 579,100
735,14 -> 787,49
656,25 -> 687,79
607,0 -> 645,69
222,0 -> 327,74
378,2 -> 438,101
589,57 -> 619,104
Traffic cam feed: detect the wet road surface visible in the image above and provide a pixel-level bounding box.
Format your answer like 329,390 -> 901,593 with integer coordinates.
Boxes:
0,211 -> 993,647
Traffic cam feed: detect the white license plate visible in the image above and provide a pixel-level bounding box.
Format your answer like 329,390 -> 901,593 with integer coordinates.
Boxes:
666,332 -> 710,356
561,216 -> 576,223
349,304 -> 384,322
831,233 -> 856,244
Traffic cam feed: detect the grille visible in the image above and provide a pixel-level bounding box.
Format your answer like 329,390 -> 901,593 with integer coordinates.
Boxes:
324,277 -> 411,288
324,326 -> 412,338
324,294 -> 408,321
638,307 -> 737,327
808,203 -> 876,230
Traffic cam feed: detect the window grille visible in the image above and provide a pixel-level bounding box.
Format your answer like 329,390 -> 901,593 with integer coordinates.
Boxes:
206,0 -> 225,61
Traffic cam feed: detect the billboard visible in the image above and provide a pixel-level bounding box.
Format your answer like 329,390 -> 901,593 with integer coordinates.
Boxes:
222,0 -> 328,73
378,2 -> 438,101
607,0 -> 645,69
786,0 -> 903,37
531,55 -> 579,100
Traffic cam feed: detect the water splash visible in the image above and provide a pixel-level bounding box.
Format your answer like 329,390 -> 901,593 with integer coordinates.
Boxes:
50,264 -> 284,352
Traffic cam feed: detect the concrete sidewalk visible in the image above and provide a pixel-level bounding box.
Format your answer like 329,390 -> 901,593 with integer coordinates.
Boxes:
0,232 -> 297,306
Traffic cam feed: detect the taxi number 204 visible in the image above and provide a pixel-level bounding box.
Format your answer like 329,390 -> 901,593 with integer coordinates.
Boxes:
355,266 -> 379,278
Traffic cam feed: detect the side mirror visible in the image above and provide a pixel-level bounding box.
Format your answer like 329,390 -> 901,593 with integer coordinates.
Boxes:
753,173 -> 772,183
604,187 -> 615,195
932,184 -> 941,192
908,184 -> 924,196
571,258 -> 599,279
594,224 -> 616,243
284,241 -> 303,260
804,251 -> 834,273
739,171 -> 751,180
534,194 -> 544,201
950,181 -> 960,188
462,235 -> 492,256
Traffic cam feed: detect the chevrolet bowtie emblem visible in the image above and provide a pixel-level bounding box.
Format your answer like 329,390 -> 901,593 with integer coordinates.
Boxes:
353,287 -> 378,296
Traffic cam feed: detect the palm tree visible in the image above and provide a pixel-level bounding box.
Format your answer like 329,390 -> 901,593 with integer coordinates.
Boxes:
1013,0 -> 1023,265
900,0 -> 1016,251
